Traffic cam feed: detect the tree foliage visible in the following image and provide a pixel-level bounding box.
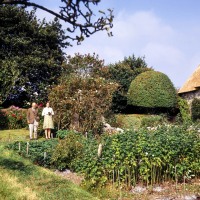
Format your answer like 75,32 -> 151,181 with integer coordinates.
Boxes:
128,71 -> 177,108
105,55 -> 152,112
191,98 -> 200,121
63,53 -> 105,77
0,0 -> 114,45
0,5 -> 65,106
177,97 -> 191,123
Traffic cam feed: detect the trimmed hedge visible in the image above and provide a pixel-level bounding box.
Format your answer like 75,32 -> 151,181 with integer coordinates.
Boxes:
127,71 -> 177,108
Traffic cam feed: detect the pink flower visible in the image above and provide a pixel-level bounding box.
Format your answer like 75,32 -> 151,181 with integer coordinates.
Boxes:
38,103 -> 43,107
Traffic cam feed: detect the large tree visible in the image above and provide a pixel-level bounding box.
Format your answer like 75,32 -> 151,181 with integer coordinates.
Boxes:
0,5 -> 65,106
0,0 -> 114,45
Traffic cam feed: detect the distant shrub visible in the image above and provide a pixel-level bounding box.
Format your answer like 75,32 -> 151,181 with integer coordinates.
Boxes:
127,71 -> 177,109
0,106 -> 27,129
191,98 -> 200,121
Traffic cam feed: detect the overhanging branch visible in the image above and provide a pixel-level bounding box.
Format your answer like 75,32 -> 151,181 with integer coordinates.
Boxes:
0,0 -> 114,44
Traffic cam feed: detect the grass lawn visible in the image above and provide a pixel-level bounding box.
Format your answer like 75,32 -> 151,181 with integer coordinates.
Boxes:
0,129 -> 29,142
0,129 -> 98,200
0,144 -> 98,200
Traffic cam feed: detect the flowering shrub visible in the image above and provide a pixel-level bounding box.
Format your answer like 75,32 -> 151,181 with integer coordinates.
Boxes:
0,106 -> 27,129
49,75 -> 118,134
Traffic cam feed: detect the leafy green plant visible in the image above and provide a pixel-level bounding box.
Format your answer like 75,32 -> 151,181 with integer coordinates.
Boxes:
56,129 -> 77,139
9,124 -> 200,189
177,97 -> 191,123
72,125 -> 200,188
51,132 -> 84,170
8,139 -> 58,167
191,98 -> 200,121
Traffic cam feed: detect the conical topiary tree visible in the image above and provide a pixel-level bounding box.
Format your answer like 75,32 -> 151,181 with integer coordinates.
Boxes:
127,71 -> 177,108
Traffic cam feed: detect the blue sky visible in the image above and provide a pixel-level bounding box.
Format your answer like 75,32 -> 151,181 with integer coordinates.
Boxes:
31,0 -> 200,88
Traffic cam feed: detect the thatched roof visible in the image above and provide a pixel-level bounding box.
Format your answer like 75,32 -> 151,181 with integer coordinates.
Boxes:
178,65 -> 200,94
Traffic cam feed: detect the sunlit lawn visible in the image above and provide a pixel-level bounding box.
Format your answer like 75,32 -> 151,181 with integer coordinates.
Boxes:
0,144 -> 98,200
0,129 -> 99,199
0,129 -> 29,142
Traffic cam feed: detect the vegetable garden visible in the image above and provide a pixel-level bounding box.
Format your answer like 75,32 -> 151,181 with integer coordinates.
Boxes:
8,124 -> 200,190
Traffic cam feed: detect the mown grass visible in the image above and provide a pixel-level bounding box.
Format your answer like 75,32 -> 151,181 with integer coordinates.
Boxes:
116,114 -> 146,129
0,144 -> 98,200
0,129 -> 28,142
116,114 -> 165,130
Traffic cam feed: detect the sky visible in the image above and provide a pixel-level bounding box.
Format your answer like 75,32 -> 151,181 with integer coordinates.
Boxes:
30,0 -> 200,88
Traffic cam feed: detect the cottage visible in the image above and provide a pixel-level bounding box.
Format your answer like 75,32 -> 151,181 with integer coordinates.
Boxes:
178,65 -> 200,104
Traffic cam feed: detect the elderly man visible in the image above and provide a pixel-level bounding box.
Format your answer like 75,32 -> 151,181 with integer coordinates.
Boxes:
27,102 -> 39,140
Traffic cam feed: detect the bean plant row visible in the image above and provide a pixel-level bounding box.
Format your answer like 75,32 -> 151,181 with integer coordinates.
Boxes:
8,125 -> 200,188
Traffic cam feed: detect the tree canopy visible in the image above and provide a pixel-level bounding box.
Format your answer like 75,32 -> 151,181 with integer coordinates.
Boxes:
0,5 -> 65,107
104,55 -> 152,113
0,0 -> 114,45
48,53 -> 118,132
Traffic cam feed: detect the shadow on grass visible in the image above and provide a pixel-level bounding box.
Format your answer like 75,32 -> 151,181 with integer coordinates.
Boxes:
0,157 -> 34,175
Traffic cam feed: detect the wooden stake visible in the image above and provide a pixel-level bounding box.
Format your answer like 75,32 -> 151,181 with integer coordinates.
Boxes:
44,152 -> 47,160
18,142 -> 21,151
26,142 -> 29,155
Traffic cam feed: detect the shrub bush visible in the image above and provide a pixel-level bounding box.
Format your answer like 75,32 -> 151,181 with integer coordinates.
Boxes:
56,129 -> 78,139
177,97 -> 191,123
49,75 -> 117,134
105,55 -> 151,113
127,71 -> 177,109
191,98 -> 200,121
51,131 -> 84,170
0,106 -> 27,129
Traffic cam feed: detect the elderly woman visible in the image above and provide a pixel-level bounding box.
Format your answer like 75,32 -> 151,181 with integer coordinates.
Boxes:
42,102 -> 54,139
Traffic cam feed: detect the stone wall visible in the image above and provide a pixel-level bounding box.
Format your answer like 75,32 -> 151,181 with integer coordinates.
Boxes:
180,89 -> 200,105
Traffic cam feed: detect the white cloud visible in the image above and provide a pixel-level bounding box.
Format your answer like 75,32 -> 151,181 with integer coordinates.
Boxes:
67,11 -> 182,78
30,4 -> 200,87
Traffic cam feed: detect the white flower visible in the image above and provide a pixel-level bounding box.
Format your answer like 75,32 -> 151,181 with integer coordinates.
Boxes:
33,92 -> 38,96
21,86 -> 26,91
